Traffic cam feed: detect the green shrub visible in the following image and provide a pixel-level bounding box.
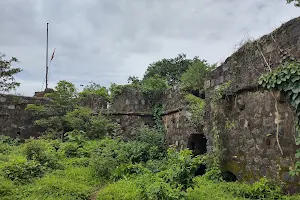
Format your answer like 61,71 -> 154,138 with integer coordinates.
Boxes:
0,135 -> 19,145
14,166 -> 97,200
186,177 -> 285,200
158,148 -> 204,188
98,174 -> 185,200
61,157 -> 90,167
65,107 -> 92,132
0,143 -> 13,154
97,179 -> 143,200
0,176 -> 15,199
135,174 -> 185,199
59,142 -> 82,158
89,114 -> 120,139
23,173 -> 93,200
133,125 -> 166,156
112,163 -> 150,181
186,177 -> 242,200
2,157 -> 46,182
23,139 -> 61,169
91,138 -> 160,180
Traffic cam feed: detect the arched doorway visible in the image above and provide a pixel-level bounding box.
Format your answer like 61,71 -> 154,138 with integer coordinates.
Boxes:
187,134 -> 207,156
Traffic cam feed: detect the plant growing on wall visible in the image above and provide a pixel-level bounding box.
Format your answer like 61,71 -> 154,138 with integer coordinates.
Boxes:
258,61 -> 300,176
0,53 -> 22,92
205,81 -> 231,181
152,103 -> 165,133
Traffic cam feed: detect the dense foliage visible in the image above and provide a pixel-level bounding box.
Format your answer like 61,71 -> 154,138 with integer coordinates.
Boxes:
79,81 -> 110,102
143,54 -> 193,86
2,51 -> 300,199
0,53 -> 22,92
1,132 -> 299,200
287,0 -> 300,6
181,59 -> 215,93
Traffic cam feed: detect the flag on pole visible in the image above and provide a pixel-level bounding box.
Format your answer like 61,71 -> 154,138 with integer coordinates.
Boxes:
50,48 -> 56,62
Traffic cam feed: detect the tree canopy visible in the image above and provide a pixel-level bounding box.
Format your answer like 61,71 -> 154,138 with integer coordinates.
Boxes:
0,53 -> 22,92
181,58 -> 215,93
287,0 -> 300,6
143,54 -> 193,86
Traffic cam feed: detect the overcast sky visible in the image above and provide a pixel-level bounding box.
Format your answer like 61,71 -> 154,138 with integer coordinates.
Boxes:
1,0 -> 299,96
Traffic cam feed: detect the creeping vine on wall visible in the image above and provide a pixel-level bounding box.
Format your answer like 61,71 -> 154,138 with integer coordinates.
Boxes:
258,61 -> 300,176
204,81 -> 231,181
152,103 -> 165,133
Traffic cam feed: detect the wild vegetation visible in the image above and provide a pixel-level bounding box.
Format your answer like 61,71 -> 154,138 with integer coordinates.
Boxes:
1,51 -> 300,199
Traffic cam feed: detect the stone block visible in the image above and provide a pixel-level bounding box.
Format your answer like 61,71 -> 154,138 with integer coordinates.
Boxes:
7,105 -> 15,110
210,79 -> 215,87
247,138 -> 255,148
0,97 -> 7,103
216,76 -> 224,85
204,80 -> 210,89
222,64 -> 229,72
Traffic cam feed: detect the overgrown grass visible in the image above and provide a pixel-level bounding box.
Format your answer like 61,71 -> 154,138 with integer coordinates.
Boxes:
0,131 -> 300,200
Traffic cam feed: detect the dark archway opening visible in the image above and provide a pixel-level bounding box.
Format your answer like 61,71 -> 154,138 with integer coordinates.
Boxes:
195,164 -> 207,176
221,171 -> 237,182
189,90 -> 205,99
188,134 -> 208,177
187,134 -> 207,156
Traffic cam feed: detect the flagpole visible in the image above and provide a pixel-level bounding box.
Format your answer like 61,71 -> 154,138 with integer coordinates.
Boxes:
45,22 -> 49,90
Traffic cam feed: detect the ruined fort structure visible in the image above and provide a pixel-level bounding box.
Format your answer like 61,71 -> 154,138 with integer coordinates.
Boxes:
1,16 -> 300,192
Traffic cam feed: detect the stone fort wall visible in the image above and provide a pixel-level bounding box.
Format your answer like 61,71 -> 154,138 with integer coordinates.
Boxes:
1,15 -> 300,193
204,16 -> 300,192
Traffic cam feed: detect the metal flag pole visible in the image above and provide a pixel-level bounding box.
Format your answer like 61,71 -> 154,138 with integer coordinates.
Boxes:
45,22 -> 49,90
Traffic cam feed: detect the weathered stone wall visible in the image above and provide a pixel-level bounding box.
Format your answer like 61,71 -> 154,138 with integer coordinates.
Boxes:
204,16 -> 300,193
1,16 -> 299,193
160,86 -> 199,149
0,94 -> 50,139
108,88 -> 154,137
79,94 -> 108,113
110,88 -> 152,113
0,94 -> 108,139
109,86 -> 196,142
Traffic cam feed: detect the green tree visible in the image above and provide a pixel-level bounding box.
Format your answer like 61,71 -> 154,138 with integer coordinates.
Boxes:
79,82 -> 110,101
143,54 -> 193,86
27,80 -> 78,139
287,0 -> 300,6
0,53 -> 22,92
181,58 -> 215,93
127,76 -> 141,85
141,75 -> 169,102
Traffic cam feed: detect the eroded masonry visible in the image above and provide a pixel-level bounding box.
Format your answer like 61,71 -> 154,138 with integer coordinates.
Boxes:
1,16 -> 300,192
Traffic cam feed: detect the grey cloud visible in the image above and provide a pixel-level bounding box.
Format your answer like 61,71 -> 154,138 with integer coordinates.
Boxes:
0,0 -> 299,96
